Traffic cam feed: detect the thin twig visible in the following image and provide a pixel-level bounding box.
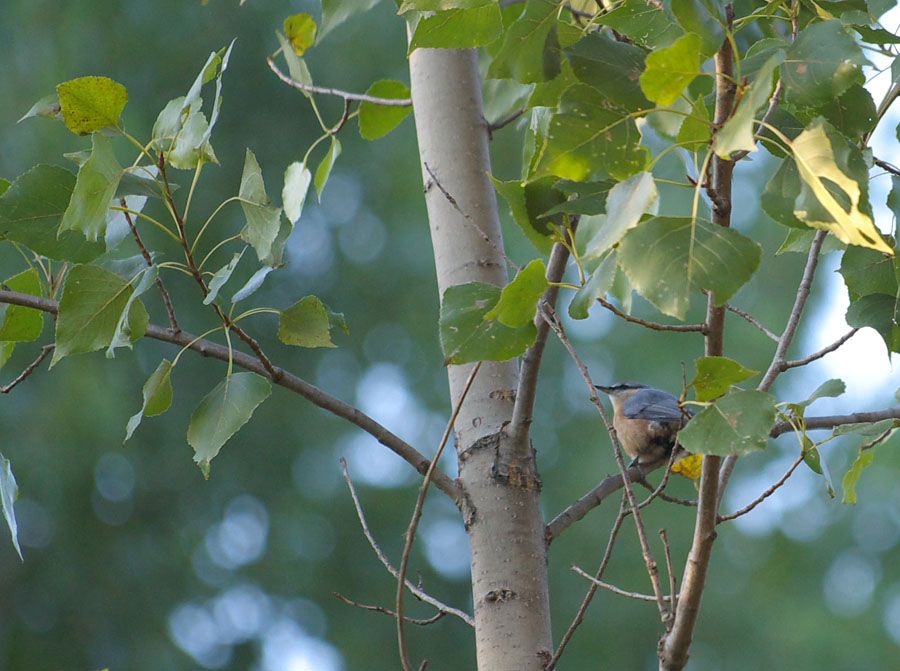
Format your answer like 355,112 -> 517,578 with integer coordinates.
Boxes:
571,566 -> 676,603
783,328 -> 860,369
597,297 -> 706,333
333,592 -> 446,626
659,529 -> 677,615
724,303 -> 778,342
487,106 -> 525,135
122,202 -> 179,331
0,288 -> 461,503
540,302 -> 672,628
770,408 -> 900,437
546,498 -> 629,671
874,157 -> 900,177
396,363 -> 481,671
0,344 -> 53,394
717,452 -> 804,523
341,458 -> 474,627
267,57 -> 413,106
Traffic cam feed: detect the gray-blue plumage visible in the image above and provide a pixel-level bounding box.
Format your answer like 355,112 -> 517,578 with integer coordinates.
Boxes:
621,388 -> 689,423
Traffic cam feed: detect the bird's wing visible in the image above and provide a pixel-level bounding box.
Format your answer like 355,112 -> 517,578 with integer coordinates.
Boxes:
622,389 -> 688,422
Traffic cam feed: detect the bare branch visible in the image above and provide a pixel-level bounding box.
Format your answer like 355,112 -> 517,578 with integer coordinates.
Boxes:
571,566 -> 676,603
717,452 -> 804,523
341,459 -> 474,627
396,363 -> 481,671
487,106 -> 525,135
783,328 -> 860,370
874,156 -> 900,177
0,344 -> 53,394
511,241 -> 570,445
771,408 -> 900,437
597,297 -> 706,333
333,593 -> 447,626
724,303 -> 778,342
660,529 -> 677,615
267,57 -> 413,106
0,289 -> 461,503
546,498 -> 628,671
540,302 -> 672,628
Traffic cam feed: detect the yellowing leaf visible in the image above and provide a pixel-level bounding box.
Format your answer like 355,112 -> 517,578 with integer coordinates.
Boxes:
672,453 -> 703,481
56,76 -> 128,135
790,120 -> 892,254
284,13 -> 317,56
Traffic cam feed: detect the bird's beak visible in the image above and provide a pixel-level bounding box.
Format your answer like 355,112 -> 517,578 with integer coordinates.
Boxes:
594,385 -> 613,394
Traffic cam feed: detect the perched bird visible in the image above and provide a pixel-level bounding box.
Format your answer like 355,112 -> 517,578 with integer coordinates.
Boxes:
595,383 -> 692,467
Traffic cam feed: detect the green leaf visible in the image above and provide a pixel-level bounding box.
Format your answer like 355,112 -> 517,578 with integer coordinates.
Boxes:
775,228 -> 844,255
319,0 -> 381,41
56,76 -> 128,135
639,33 -> 702,106
124,359 -> 174,442
315,137 -> 341,200
231,266 -> 275,303
282,161 -> 312,226
488,0 -> 561,83
796,378 -> 846,409
409,4 -> 502,51
439,282 -> 537,364
151,96 -> 219,170
788,84 -> 876,141
839,244 -> 896,301
0,454 -> 22,560
278,295 -> 344,348
669,0 -> 724,56
564,34 -> 652,112
399,0 -> 490,10
595,0 -> 682,49
569,251 -> 616,320
533,83 -> 650,182
0,165 -> 105,262
484,259 -> 548,327
187,372 -> 272,478
51,264 -> 148,367
0,269 -> 43,342
542,179 -> 613,218
358,80 -> 412,140
617,217 -> 762,319
841,449 -> 875,504
276,31 -> 313,96
782,20 -> 866,108
833,419 -> 897,437
676,95 -> 712,146
58,133 -> 122,242
582,172 -> 658,263
690,356 -> 758,402
204,250 -> 245,306
284,13 -> 317,56
107,267 -> 156,358
845,293 -> 899,352
678,389 -> 776,456
761,157 -> 806,229
791,119 -> 891,253
491,177 -> 556,254
18,93 -> 61,123
713,53 -> 783,158
238,149 -> 283,261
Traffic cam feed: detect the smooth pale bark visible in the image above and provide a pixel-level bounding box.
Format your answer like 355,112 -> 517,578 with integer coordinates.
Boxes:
409,48 -> 553,670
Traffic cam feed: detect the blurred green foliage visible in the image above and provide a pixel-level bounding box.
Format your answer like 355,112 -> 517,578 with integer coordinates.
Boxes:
0,1 -> 898,670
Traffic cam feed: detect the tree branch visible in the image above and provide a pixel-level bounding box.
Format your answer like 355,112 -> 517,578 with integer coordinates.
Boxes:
597,297 -> 706,333
0,288 -> 461,503
267,57 -> 413,106
122,202 -> 179,332
723,303 -> 778,342
716,452 -> 804,524
570,566 -> 676,603
333,592 -> 447,626
783,328 -> 859,370
770,408 -> 900,437
0,344 -> 53,394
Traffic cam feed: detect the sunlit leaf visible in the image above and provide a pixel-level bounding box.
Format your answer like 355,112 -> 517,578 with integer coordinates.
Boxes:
578,172 -> 658,264
124,359 -> 174,442
284,13 -> 317,55
484,259 -> 548,327
841,449 -> 875,504
676,95 -> 712,146
187,372 -> 272,478
278,295 -> 344,348
690,356 -> 758,402
714,53 -> 782,158
639,33 -> 702,107
358,81 -> 412,140
671,453 -> 703,481
439,282 -> 536,364
56,76 -> 128,135
408,4 -> 502,51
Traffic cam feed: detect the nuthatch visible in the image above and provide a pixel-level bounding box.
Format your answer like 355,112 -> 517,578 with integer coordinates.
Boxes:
595,383 -> 691,467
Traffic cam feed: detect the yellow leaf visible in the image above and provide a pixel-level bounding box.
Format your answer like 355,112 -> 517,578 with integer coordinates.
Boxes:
284,13 -> 317,56
790,121 -> 892,254
672,453 -> 703,481
56,76 -> 128,135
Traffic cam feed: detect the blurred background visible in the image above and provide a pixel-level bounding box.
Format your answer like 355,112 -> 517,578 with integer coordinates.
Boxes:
1,1 -> 899,669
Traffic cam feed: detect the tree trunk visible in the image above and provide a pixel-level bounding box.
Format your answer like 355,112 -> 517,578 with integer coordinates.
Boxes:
409,48 -> 553,670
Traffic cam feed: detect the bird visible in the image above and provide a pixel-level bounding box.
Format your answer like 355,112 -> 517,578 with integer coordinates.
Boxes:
594,382 -> 692,468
